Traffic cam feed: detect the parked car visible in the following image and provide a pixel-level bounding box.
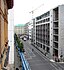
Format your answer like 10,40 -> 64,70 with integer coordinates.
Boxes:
23,37 -> 27,41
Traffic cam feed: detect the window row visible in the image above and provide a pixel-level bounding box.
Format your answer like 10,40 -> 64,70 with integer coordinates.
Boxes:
36,18 -> 50,24
36,11 -> 50,20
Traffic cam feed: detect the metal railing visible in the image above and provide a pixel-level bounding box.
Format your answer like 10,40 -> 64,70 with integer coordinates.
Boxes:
16,46 -> 31,70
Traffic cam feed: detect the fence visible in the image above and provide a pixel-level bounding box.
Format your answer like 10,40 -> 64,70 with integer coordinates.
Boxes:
16,46 -> 31,70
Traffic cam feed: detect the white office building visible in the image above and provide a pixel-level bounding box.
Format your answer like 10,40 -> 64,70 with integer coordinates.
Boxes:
25,21 -> 33,40
32,5 -> 64,61
28,20 -> 33,40
14,24 -> 25,36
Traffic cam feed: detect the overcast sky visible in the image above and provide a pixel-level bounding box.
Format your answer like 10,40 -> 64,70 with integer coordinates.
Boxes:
14,0 -> 64,25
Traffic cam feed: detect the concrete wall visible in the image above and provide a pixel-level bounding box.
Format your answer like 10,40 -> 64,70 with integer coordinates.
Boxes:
58,5 -> 64,58
33,5 -> 64,60
50,10 -> 53,56
8,8 -> 14,67
0,0 -> 8,69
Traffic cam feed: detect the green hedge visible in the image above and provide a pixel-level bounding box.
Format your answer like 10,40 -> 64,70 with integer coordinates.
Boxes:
14,33 -> 24,52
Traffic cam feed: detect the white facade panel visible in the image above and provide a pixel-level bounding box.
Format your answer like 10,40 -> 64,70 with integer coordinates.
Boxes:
50,10 -> 53,56
58,5 -> 64,58
8,8 -> 14,64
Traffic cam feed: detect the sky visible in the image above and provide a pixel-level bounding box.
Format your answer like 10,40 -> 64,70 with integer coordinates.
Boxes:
14,0 -> 64,25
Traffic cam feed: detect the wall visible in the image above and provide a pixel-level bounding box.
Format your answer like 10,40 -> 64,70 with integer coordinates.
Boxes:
8,8 -> 14,67
58,5 -> 64,58
50,10 -> 53,56
0,0 -> 8,69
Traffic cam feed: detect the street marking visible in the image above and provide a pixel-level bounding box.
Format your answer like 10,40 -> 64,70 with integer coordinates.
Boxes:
27,56 -> 32,60
30,62 -> 46,67
26,47 -> 36,57
31,47 -> 63,70
29,60 -> 42,62
57,63 -> 64,69
50,63 -> 58,70
23,41 -> 64,70
24,46 -> 36,61
33,47 -> 48,61
50,63 -> 62,70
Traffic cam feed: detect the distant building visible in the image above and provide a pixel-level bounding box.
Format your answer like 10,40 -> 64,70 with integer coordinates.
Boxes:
32,5 -> 64,61
0,0 -> 13,69
28,20 -> 33,40
31,19 -> 36,45
24,22 -> 29,36
24,20 -> 33,40
14,24 -> 25,36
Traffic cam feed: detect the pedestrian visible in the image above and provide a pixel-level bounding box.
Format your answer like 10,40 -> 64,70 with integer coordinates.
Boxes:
45,51 -> 47,56
32,48 -> 34,51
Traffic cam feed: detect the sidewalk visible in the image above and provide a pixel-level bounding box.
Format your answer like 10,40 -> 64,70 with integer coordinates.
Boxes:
14,46 -> 22,70
31,43 -> 64,63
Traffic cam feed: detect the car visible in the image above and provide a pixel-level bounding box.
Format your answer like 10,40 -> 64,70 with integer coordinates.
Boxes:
23,37 -> 27,41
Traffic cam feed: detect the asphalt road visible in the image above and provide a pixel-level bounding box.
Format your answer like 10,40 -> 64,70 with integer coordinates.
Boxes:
23,40 -> 64,70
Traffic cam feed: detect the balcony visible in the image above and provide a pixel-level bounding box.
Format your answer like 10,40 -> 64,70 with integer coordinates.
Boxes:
53,27 -> 58,29
53,34 -> 58,36
53,29 -> 58,34
53,22 -> 58,29
53,36 -> 58,41
53,7 -> 58,21
53,42 -> 58,49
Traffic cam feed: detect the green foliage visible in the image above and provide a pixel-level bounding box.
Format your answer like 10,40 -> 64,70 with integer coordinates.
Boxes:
14,33 -> 24,52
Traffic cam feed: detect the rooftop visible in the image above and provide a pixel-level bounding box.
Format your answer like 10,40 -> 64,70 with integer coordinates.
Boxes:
15,24 -> 25,27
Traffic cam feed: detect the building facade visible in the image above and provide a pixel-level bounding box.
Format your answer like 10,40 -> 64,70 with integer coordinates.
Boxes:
24,21 -> 33,40
32,5 -> 64,61
8,8 -> 14,69
14,24 -> 25,36
31,19 -> 36,44
28,20 -> 33,40
0,0 -> 13,69
24,22 -> 29,36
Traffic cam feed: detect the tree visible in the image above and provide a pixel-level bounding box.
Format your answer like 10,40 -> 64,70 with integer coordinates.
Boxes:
14,33 -> 25,52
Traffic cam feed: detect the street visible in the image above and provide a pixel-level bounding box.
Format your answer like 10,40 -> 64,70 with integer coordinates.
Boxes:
22,40 -> 64,70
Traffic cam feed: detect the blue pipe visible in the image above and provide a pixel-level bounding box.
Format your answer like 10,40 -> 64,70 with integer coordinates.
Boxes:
16,46 -> 31,70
